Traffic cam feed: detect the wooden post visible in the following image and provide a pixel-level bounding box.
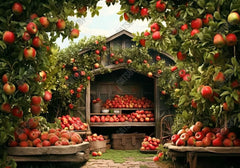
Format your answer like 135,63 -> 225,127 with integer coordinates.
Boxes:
154,78 -> 160,138
86,80 -> 91,123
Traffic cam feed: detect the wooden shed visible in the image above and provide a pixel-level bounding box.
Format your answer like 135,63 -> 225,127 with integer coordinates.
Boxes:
79,30 -> 175,138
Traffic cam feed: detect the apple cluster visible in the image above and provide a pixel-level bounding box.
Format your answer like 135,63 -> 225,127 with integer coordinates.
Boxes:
58,115 -> 88,131
103,94 -> 154,109
90,110 -> 154,122
8,118 -> 83,147
84,133 -> 105,142
91,151 -> 102,157
171,121 -> 240,147
140,136 -> 161,151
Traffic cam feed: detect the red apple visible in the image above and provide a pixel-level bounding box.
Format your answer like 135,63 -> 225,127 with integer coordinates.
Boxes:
195,141 -> 203,147
3,83 -> 16,95
223,138 -> 233,147
140,8 -> 148,17
152,31 -> 161,40
202,137 -> 211,147
191,18 -> 202,29
195,132 -> 204,141
153,156 -> 159,161
26,22 -> 38,34
39,16 -> 49,28
43,90 -> 52,101
70,29 -> 80,38
123,13 -> 129,21
139,39 -> 146,47
94,63 -> 100,69
56,19 -> 66,30
156,55 -> 161,61
180,133 -> 189,141
32,36 -> 42,48
180,24 -> 188,31
78,6 -> 87,15
225,33 -> 237,46
187,136 -> 196,146
156,1 -> 166,12
130,5 -> 139,14
18,83 -> 29,93
3,31 -> 15,44
227,132 -> 237,141
24,47 -> 36,60
220,127 -> 229,136
31,96 -> 42,105
150,23 -> 160,32
30,13 -> 38,20
177,51 -> 186,61
147,72 -> 153,78
201,85 -> 213,98
176,138 -> 185,146
22,32 -> 31,41
202,14 -> 213,25
12,2 -> 23,15
1,103 -> 11,113
212,138 -> 223,147
233,139 -> 240,146
190,29 -> 200,36
11,106 -> 23,118
213,34 -> 225,48
31,105 -> 41,115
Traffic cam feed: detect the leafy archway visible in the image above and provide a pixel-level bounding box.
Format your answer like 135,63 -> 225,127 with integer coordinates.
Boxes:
0,0 -> 240,167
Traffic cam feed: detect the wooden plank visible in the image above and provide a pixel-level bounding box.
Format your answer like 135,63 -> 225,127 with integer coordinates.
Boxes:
165,143 -> 240,154
90,122 -> 155,127
8,150 -> 89,162
7,142 -> 89,156
86,80 -> 91,123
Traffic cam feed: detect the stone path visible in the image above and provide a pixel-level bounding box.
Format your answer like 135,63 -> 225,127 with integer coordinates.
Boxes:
81,158 -> 162,168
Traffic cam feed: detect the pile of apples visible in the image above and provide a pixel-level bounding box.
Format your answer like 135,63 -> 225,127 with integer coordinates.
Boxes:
90,110 -> 154,122
102,94 -> 154,109
58,115 -> 88,131
84,133 -> 105,142
140,136 -> 161,151
8,118 -> 83,147
171,121 -> 240,147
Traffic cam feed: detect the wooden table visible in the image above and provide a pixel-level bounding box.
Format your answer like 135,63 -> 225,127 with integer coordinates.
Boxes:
7,142 -> 89,163
164,143 -> 240,168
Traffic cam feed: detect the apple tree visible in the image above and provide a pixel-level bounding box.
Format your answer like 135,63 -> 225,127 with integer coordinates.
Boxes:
127,0 -> 240,131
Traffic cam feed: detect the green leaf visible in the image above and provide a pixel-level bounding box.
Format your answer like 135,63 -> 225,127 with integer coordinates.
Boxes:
0,41 -> 6,50
214,11 -> 221,20
197,0 -> 205,8
178,95 -> 188,106
220,91 -> 231,97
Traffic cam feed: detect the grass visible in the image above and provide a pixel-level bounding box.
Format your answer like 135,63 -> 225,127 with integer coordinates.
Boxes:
90,149 -> 156,163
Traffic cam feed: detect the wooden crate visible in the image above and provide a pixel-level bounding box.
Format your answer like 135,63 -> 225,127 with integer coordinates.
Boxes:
89,140 -> 107,153
112,133 -> 145,150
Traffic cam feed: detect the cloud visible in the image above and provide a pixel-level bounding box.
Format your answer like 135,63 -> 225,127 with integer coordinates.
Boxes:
57,1 -> 149,50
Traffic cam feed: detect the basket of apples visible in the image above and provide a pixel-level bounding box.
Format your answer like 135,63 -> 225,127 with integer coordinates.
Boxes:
140,136 -> 161,153
84,133 -> 107,153
171,121 -> 240,147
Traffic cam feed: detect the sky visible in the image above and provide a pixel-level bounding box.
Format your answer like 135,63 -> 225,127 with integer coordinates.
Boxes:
56,0 -> 149,49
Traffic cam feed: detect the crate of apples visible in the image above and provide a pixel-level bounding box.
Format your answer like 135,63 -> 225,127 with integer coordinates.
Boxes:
58,115 -> 88,131
8,118 -> 83,148
84,133 -> 105,142
103,94 -> 154,109
171,121 -> 240,147
140,136 -> 161,153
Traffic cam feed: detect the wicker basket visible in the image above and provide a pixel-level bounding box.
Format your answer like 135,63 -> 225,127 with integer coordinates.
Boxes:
112,133 -> 145,150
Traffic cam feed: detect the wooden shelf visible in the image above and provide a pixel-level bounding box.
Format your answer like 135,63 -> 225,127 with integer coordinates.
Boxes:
90,113 -> 117,115
105,108 -> 154,111
90,122 -> 155,127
